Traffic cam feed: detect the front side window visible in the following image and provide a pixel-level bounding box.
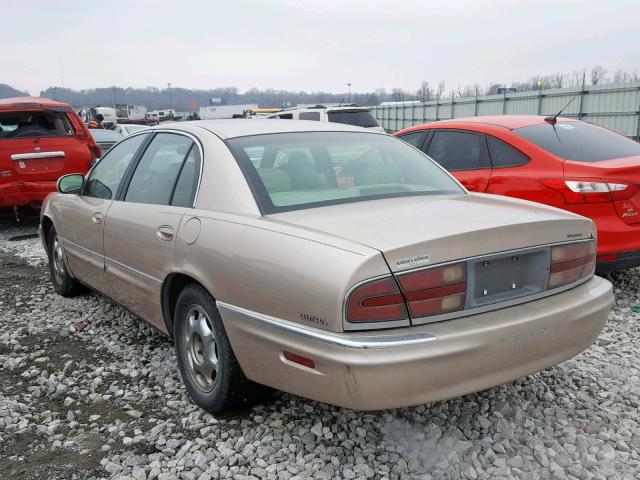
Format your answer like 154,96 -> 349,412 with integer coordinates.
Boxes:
85,133 -> 148,200
427,130 -> 491,171
125,133 -> 194,206
227,132 -> 464,213
487,136 -> 529,168
513,121 -> 640,162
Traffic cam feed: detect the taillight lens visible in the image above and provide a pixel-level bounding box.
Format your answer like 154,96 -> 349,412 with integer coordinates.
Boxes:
397,263 -> 467,318
542,178 -> 638,204
549,241 -> 596,288
345,277 -> 407,323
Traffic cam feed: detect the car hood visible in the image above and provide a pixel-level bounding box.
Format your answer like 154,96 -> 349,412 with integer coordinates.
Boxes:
268,193 -> 594,272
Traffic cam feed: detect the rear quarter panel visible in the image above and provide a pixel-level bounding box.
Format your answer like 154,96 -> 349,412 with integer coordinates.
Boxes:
171,210 -> 389,333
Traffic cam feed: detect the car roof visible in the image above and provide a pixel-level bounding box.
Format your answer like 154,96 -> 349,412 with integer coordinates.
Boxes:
0,96 -> 72,109
157,119 -> 382,139
430,115 -> 577,130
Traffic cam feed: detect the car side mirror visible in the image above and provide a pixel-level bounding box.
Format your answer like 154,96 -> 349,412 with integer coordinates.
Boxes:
57,173 -> 85,194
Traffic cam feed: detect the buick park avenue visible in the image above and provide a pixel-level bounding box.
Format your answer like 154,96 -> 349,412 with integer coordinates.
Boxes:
40,120 -> 613,413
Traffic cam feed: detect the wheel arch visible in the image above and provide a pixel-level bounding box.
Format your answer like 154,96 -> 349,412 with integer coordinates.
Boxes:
41,215 -> 55,253
162,272 -> 214,337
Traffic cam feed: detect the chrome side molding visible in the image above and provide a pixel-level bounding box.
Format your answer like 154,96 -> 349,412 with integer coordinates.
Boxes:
217,302 -> 438,349
11,151 -> 65,160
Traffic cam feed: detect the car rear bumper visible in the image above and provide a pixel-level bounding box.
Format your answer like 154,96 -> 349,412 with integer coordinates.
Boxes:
218,276 -> 612,410
0,180 -> 56,208
596,249 -> 640,274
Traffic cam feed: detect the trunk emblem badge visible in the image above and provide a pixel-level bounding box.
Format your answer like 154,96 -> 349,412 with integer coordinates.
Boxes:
35,146 -> 41,152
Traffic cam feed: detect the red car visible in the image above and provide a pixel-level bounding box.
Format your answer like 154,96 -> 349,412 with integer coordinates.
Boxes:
395,116 -> 640,273
0,97 -> 100,209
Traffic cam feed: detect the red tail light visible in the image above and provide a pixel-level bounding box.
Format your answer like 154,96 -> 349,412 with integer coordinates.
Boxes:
346,241 -> 595,328
549,241 -> 596,288
345,277 -> 407,323
541,178 -> 638,204
397,263 -> 466,317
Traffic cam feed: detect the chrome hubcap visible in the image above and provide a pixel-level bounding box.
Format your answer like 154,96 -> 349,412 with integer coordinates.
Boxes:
181,305 -> 218,392
52,237 -> 65,284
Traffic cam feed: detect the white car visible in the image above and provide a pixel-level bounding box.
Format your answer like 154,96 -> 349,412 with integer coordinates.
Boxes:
113,124 -> 150,136
268,105 -> 385,132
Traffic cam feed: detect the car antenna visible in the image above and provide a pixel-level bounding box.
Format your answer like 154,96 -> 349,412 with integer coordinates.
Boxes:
544,97 -> 576,124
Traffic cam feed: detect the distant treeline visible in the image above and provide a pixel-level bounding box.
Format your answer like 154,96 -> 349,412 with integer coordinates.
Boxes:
1,65 -> 638,109
35,86 -> 384,111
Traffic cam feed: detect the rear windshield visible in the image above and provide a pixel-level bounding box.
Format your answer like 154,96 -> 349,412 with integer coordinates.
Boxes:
513,121 -> 640,162
327,110 -> 380,128
0,110 -> 74,139
227,131 -> 464,213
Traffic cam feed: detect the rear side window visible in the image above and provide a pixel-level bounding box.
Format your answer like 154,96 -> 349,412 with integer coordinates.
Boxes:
487,136 -> 529,168
125,133 -> 194,206
85,134 -> 148,200
171,146 -> 201,207
327,110 -> 380,128
426,131 -> 491,171
299,112 -> 321,121
0,110 -> 74,139
275,113 -> 293,119
398,131 -> 427,149
514,121 -> 640,162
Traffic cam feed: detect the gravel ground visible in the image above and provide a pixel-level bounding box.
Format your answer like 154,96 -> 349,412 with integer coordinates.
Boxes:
0,212 -> 639,480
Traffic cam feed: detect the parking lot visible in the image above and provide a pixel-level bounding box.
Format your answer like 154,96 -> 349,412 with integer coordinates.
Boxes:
0,212 -> 637,480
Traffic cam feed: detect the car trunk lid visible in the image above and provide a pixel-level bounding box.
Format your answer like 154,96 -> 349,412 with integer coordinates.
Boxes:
269,193 -> 593,272
564,155 -> 640,224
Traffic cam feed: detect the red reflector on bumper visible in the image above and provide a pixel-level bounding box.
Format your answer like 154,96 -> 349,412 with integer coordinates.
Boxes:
283,351 -> 315,369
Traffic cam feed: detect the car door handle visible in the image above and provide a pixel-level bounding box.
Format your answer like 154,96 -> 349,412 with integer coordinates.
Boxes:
91,212 -> 103,224
156,226 -> 175,241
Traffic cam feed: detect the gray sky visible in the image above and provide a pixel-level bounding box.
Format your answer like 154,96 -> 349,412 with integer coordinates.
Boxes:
2,0 -> 639,95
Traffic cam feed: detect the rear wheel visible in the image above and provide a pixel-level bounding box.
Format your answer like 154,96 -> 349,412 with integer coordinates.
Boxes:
47,228 -> 85,297
173,284 -> 268,414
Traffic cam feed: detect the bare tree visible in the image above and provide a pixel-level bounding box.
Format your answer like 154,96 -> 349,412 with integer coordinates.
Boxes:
546,73 -> 567,89
590,65 -> 607,85
436,81 -> 446,99
417,81 -> 433,101
570,69 -> 587,88
613,69 -> 632,84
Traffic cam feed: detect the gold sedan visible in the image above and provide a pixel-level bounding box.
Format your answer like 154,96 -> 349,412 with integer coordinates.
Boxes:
40,120 -> 613,413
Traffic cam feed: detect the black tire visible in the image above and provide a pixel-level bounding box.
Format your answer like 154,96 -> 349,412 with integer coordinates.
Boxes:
47,227 -> 85,297
173,284 -> 269,414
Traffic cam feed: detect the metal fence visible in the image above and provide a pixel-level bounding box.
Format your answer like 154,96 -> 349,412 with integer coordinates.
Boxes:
369,81 -> 640,139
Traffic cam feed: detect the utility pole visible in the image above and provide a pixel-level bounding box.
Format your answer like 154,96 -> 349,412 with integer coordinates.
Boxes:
112,86 -> 117,110
346,83 -> 351,103
167,82 -> 173,110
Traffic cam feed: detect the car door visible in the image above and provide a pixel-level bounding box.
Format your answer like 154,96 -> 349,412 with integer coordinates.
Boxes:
484,135 -> 534,198
424,130 -> 492,192
58,133 -> 149,291
102,132 -> 201,329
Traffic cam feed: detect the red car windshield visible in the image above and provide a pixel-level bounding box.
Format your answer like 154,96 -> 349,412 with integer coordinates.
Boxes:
514,121 -> 640,162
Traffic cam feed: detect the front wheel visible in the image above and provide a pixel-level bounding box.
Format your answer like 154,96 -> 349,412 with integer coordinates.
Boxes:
173,284 -> 268,414
47,228 -> 85,297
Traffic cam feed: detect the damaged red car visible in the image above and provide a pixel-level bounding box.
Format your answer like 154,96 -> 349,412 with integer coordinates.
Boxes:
0,97 -> 100,209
